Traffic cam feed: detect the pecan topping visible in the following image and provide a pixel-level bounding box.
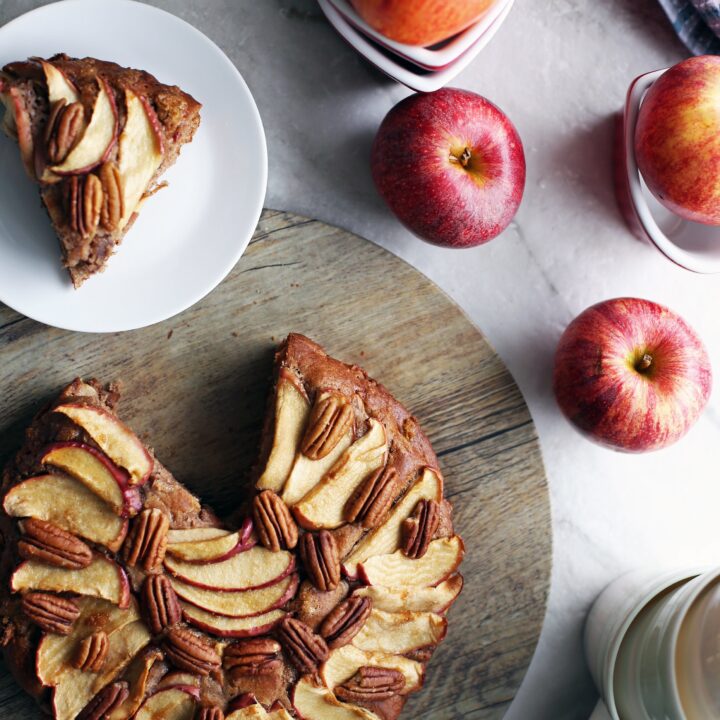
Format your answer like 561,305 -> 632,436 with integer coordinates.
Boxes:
277,616 -> 329,674
77,681 -> 129,720
163,626 -> 221,676
253,490 -> 298,552
18,518 -> 92,569
319,596 -> 372,649
335,666 -> 405,703
301,393 -> 353,460
73,630 -> 109,672
99,161 -> 124,231
68,174 -> 104,238
45,99 -> 84,164
401,499 -> 440,559
223,637 -> 282,679
123,508 -> 170,572
197,708 -> 224,720
299,530 -> 340,592
22,592 -> 79,635
142,574 -> 181,635
344,465 -> 398,529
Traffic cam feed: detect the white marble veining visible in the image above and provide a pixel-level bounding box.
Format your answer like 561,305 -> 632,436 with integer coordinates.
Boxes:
1,1 -> 717,718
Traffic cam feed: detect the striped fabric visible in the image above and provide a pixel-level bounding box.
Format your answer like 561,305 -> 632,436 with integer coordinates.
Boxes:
657,0 -> 720,54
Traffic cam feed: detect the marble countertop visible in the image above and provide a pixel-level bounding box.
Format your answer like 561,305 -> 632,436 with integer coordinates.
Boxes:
0,1 -> 716,718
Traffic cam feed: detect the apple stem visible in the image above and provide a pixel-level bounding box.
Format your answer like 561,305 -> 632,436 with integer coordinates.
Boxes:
636,354 -> 653,373
450,147 -> 472,168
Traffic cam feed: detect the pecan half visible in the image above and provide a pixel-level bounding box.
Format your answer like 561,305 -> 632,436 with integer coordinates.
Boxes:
277,616 -> 329,674
77,681 -> 129,720
45,99 -> 84,164
197,708 -> 224,720
223,637 -> 282,680
99,161 -> 124,231
123,508 -> 170,572
299,530 -> 340,592
301,393 -> 353,460
401,499 -> 440,559
68,174 -> 104,238
253,490 -> 298,552
319,596 -> 372,649
344,465 -> 398,529
163,626 -> 221,676
22,592 -> 79,635
335,666 -> 405,703
142,574 -> 181,635
18,518 -> 92,569
73,630 -> 109,672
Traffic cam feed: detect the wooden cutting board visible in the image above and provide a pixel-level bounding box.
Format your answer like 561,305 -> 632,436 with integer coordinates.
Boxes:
0,210 -> 551,719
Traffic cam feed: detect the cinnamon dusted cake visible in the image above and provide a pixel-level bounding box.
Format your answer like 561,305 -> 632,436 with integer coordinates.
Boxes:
0,54 -> 201,287
0,334 -> 464,720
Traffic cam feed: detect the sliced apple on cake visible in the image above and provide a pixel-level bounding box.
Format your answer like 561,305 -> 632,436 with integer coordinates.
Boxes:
0,54 -> 201,286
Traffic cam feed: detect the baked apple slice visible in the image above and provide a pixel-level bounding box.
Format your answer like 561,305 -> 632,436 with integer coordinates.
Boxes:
156,672 -> 202,691
134,687 -> 200,720
48,77 -> 118,176
358,536 -> 464,588
267,705 -> 294,720
49,619 -> 151,720
12,554 -> 131,608
117,88 -> 164,230
351,608 -> 447,654
257,373 -> 310,492
293,420 -> 387,530
52,403 -> 154,485
181,603 -> 285,638
41,442 -> 142,517
3,473 -> 128,550
107,648 -> 163,720
3,86 -> 35,176
353,575 -> 463,614
167,527 -> 232,544
37,597 -> 141,687
40,60 -> 79,106
166,529 -> 253,563
164,546 -> 294,591
170,573 -> 298,617
342,468 -> 443,578
227,704 -> 270,719
320,644 -> 424,693
293,677 -> 380,720
281,391 -> 354,506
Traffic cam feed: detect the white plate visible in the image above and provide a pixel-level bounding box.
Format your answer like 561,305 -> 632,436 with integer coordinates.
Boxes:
318,0 -> 514,92
0,0 -> 267,332
328,0 -> 512,69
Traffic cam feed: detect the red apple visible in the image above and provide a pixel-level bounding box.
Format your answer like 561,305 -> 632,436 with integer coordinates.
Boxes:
553,298 -> 712,452
350,0 -> 494,47
635,56 -> 720,225
371,88 -> 525,248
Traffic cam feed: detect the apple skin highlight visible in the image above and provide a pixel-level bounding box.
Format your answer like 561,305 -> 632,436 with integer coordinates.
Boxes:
552,298 -> 712,452
371,88 -> 525,249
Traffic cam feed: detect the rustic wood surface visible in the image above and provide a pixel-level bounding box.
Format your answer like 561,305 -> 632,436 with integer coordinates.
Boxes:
0,210 -> 551,719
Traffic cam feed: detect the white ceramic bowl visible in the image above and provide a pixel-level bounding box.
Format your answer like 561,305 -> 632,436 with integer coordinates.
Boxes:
327,0 -> 512,69
317,0 -> 514,93
617,69 -> 720,274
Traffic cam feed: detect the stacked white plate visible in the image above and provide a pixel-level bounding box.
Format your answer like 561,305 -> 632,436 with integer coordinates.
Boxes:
317,0 -> 515,92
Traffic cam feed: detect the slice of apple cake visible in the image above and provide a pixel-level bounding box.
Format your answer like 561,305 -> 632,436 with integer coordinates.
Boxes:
0,54 -> 201,287
0,335 -> 463,720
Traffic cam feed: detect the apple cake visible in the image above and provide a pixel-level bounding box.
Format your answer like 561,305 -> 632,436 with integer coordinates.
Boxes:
0,334 -> 464,720
0,54 -> 201,287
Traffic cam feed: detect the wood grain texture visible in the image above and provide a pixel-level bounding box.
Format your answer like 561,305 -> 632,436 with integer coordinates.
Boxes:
0,210 -> 551,719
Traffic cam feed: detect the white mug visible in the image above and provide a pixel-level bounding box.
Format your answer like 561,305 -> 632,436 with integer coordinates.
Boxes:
584,567 -> 703,720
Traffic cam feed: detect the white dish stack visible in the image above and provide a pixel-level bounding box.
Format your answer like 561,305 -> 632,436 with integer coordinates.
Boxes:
317,0 -> 515,92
